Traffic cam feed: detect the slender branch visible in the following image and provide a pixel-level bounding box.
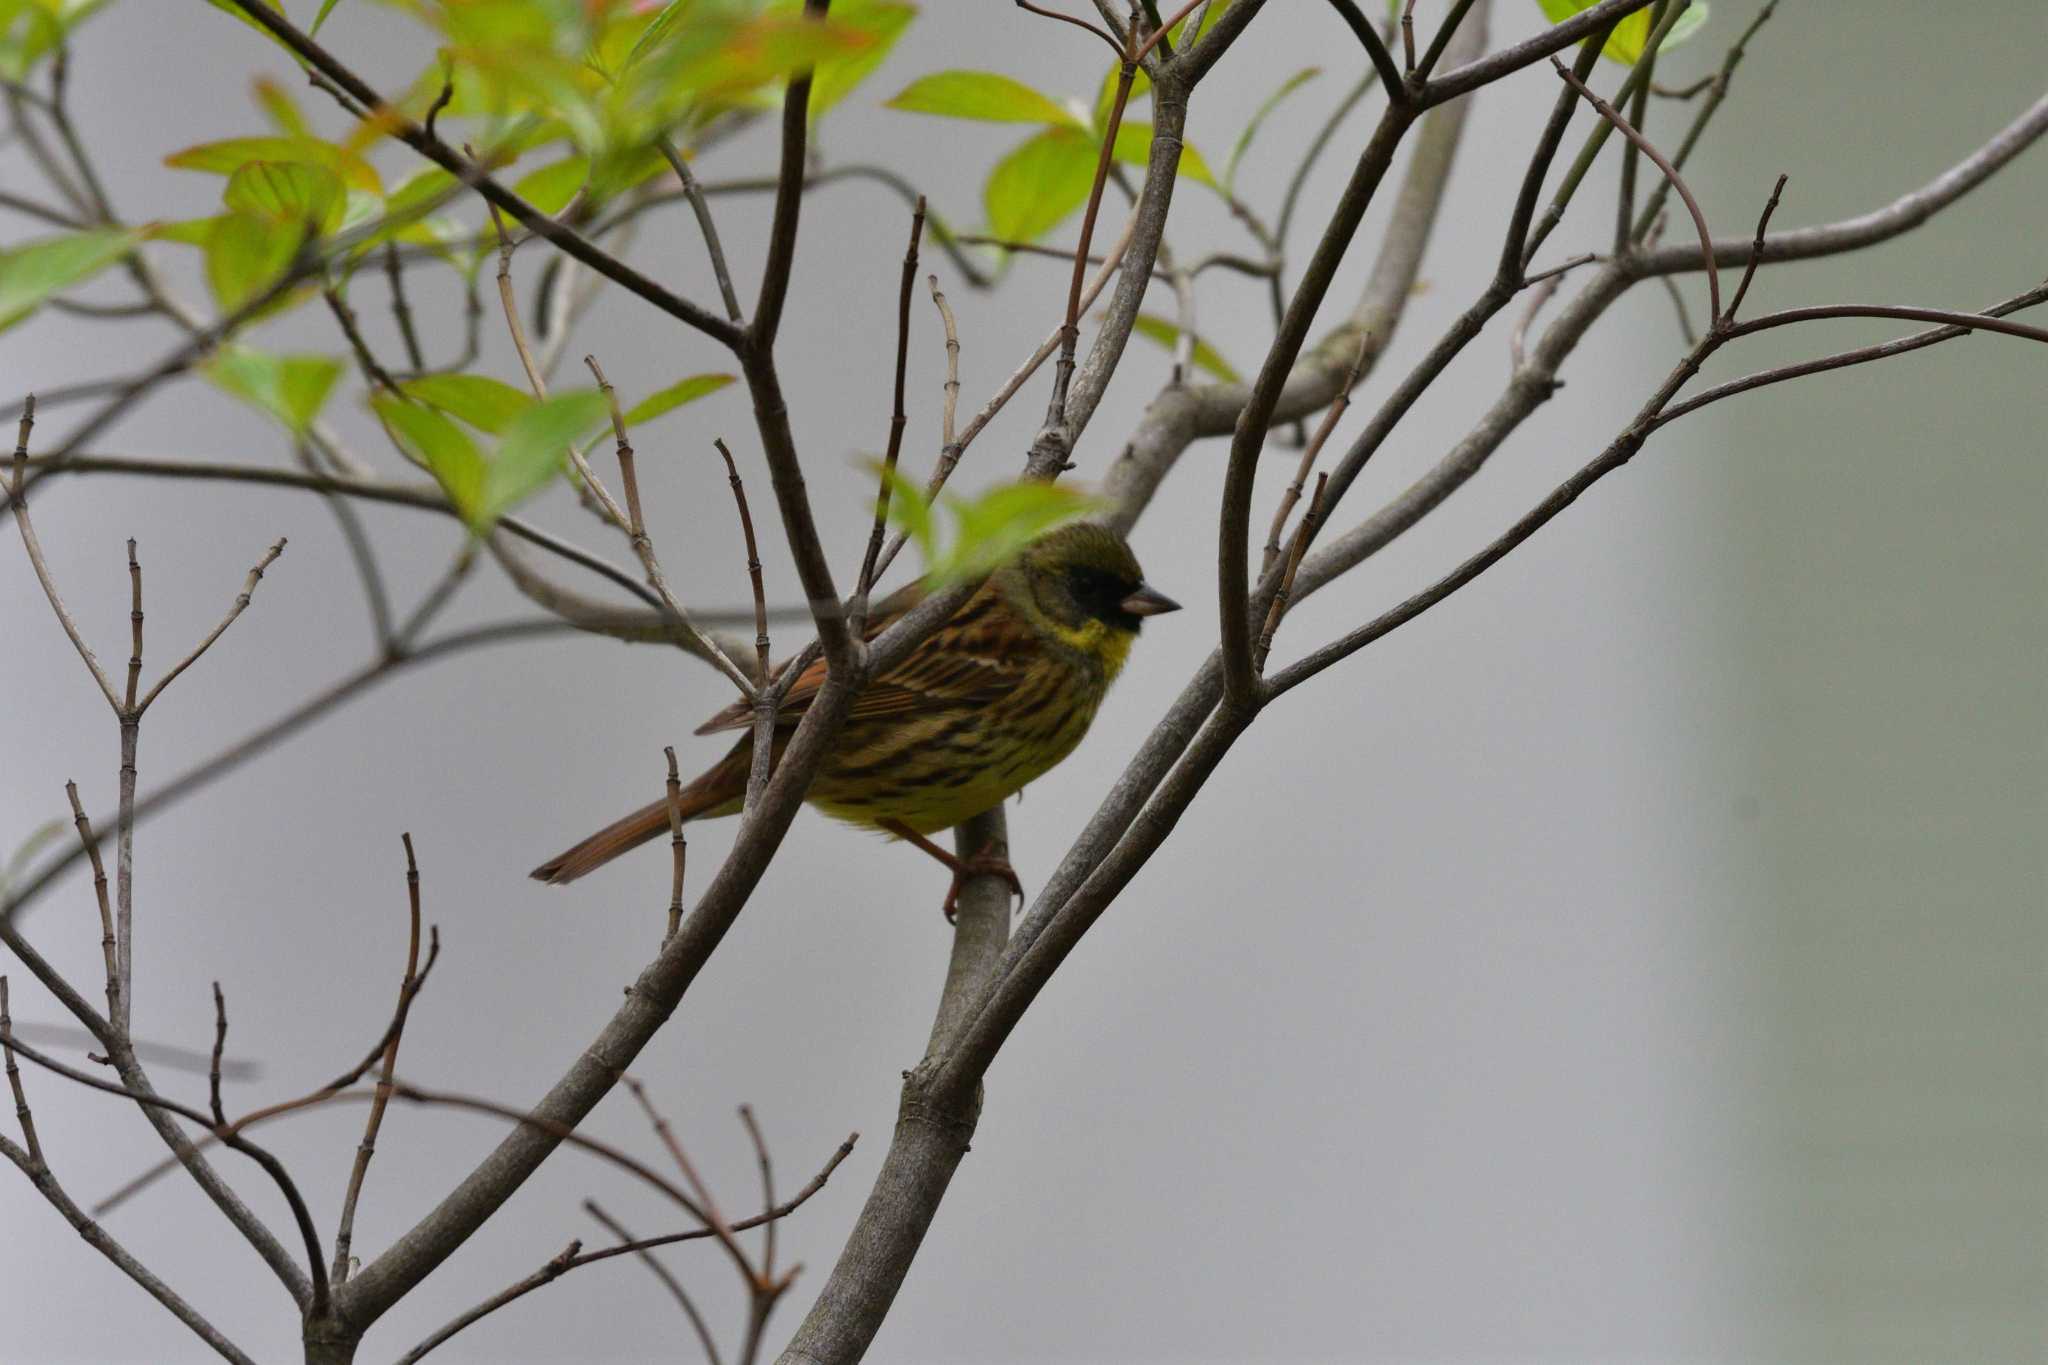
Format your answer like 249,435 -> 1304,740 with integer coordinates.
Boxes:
1552,55 -> 1719,319
331,834 -> 429,1285
664,748 -> 688,943
585,357 -> 759,697
585,1201 -> 724,1365
657,135 -> 744,324
10,398 -> 121,714
853,199 -> 927,631
1219,102 -> 1417,706
1633,0 -> 1777,239
396,1134 -> 853,1364
1422,0 -> 1657,105
1640,92 -> 2048,276
134,538 -> 287,715
0,1133 -> 256,1364
930,275 -> 960,450
0,1028 -> 330,1314
1322,0 -> 1404,102
1253,473 -> 1327,673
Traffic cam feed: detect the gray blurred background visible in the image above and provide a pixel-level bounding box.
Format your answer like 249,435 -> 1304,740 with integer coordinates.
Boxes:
2,1 -> 2042,1360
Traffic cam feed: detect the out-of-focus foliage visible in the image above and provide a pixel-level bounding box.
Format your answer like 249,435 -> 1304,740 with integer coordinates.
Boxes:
872,462 -> 1104,586
0,226 -> 149,332
1534,0 -> 1710,62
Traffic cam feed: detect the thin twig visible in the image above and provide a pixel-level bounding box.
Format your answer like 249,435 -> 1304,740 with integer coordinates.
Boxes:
134,538 -> 286,716
711,437 -> 772,688
2,978 -> 44,1166
1262,332 -> 1366,575
737,1103 -> 778,1279
930,275 -> 960,450
622,1076 -> 754,1285
584,358 -> 758,698
657,136 -> 744,324
585,1201 -> 725,1365
1721,173 -> 1787,324
1552,56 -> 1720,320
208,983 -> 228,1127
853,198 -> 927,631
382,241 -> 427,372
324,285 -> 398,393
331,833 -> 428,1286
63,782 -> 117,1020
1633,0 -> 1776,239
664,747 -> 687,944
10,397 -> 121,714
395,1133 -> 854,1364
1253,472 -> 1327,673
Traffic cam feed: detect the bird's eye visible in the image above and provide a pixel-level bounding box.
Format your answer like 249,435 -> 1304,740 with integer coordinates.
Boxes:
1067,567 -> 1134,620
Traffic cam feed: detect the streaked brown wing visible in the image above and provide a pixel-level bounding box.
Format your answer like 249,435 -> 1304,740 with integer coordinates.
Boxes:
693,577 -> 965,735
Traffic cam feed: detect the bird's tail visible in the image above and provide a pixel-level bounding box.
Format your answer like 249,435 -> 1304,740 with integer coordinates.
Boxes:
530,744 -> 747,885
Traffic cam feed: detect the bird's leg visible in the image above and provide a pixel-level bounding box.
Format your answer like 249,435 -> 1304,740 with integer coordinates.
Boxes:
878,819 -> 1023,923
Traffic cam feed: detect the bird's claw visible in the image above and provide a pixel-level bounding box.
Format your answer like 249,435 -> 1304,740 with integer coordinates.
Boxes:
942,850 -> 1023,924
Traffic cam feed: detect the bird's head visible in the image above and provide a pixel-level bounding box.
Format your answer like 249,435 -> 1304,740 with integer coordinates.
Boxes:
1000,521 -> 1180,665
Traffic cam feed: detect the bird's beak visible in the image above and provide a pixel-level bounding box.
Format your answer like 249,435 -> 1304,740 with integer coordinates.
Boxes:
1119,582 -> 1181,617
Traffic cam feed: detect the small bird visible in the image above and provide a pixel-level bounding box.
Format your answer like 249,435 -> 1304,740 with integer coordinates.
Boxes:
530,521 -> 1179,914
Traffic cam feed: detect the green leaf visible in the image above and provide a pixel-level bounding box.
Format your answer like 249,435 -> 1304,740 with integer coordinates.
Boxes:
1132,314 -> 1239,382
867,458 -> 935,567
1093,61 -> 1150,131
983,127 -> 1096,243
937,480 -> 1102,583
1112,121 -> 1216,188
203,211 -> 301,313
1224,66 -> 1320,192
0,226 -> 144,332
310,0 -> 344,37
512,154 -> 591,215
802,0 -> 915,119
251,76 -> 310,137
223,160 -> 346,234
165,136 -> 381,194
486,390 -> 609,528
622,372 -> 736,427
201,0 -> 293,51
1536,0 -> 1710,64
400,374 -> 535,435
205,346 -> 343,434
888,70 -> 1080,127
375,395 -> 487,523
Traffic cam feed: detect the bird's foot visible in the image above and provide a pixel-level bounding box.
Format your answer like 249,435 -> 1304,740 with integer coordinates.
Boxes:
942,848 -> 1023,924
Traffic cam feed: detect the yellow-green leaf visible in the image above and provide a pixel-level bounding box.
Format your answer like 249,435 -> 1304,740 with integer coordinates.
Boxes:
888,70 -> 1079,127
1113,122 -> 1215,188
867,458 -> 935,566
375,395 -> 487,523
223,160 -> 346,234
984,127 -> 1096,243
0,226 -> 144,332
166,136 -> 381,194
203,211 -> 300,313
251,76 -> 310,137
401,374 -> 534,435
205,346 -> 343,434
622,372 -> 736,427
486,390 -> 609,528
938,480 -> 1102,583
800,0 -> 915,119
512,154 -> 591,215
1536,0 -> 1710,64
1132,314 -> 1239,382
